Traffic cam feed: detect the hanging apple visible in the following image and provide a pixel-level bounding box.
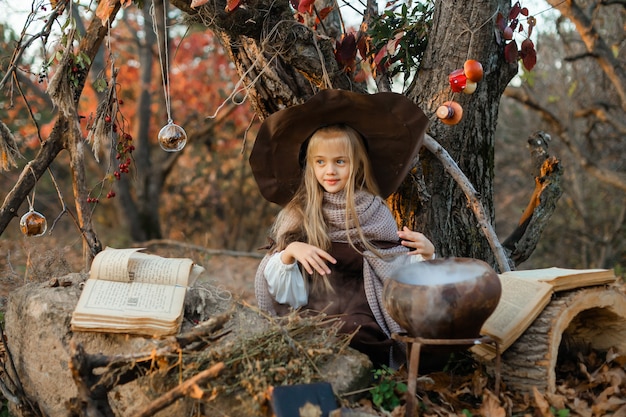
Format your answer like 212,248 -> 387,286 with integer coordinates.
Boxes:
463,59 -> 484,82
436,101 -> 463,125
20,209 -> 47,237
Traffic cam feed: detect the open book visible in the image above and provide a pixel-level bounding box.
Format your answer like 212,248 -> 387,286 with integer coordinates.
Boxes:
472,267 -> 617,360
71,247 -> 205,337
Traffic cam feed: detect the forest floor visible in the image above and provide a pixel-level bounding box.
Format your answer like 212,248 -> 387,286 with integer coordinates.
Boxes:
1,236 -> 626,416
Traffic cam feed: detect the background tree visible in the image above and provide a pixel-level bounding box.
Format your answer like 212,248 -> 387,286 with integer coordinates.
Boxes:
0,0 -> 623,274
497,0 -> 625,269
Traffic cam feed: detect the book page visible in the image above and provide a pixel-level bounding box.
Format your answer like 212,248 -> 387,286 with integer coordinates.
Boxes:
72,279 -> 186,320
89,247 -> 143,282
480,275 -> 552,348
500,267 -> 616,292
89,247 -> 199,286
128,251 -> 194,286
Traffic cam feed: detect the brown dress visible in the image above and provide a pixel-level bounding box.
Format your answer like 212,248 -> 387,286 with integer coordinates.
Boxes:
297,242 -> 393,368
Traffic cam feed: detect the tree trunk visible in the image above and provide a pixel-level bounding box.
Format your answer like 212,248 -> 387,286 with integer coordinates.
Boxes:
172,0 -> 518,267
398,0 -> 518,267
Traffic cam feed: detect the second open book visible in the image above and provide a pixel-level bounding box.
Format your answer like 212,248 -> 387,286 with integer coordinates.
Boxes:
472,267 -> 617,360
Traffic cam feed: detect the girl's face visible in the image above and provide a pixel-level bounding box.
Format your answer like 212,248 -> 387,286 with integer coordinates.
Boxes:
309,134 -> 351,194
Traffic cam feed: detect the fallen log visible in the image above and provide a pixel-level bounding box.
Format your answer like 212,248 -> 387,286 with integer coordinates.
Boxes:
488,285 -> 626,394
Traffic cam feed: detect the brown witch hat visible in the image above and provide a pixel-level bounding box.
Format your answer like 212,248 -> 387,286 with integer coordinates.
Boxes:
249,89 -> 429,206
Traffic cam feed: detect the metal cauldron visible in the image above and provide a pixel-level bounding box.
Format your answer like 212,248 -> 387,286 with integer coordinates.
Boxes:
383,257 -> 502,340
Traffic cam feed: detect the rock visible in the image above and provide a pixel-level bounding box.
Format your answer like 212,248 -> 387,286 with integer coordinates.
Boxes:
4,273 -> 372,416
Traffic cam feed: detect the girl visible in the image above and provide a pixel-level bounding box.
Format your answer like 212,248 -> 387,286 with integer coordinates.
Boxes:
251,89 -> 433,368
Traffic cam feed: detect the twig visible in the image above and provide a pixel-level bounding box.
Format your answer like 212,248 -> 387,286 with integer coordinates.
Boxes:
139,239 -> 265,259
134,362 -> 225,417
422,134 -> 511,272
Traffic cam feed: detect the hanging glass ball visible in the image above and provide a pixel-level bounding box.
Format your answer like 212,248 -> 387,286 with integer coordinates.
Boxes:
158,122 -> 187,152
20,209 -> 47,237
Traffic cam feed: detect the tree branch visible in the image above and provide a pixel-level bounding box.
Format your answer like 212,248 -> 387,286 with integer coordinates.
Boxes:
134,362 -> 225,417
504,86 -> 626,193
503,132 -> 563,265
422,134 -> 512,272
67,313 -> 231,417
547,0 -> 626,112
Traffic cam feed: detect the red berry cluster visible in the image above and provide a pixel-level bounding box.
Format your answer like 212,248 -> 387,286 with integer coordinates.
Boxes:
87,100 -> 135,204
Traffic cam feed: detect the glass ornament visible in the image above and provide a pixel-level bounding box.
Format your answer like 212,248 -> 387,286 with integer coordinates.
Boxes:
158,122 -> 187,152
20,209 -> 47,237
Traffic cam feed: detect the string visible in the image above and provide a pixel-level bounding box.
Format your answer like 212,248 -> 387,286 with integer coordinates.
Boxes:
28,166 -> 37,211
151,2 -> 172,124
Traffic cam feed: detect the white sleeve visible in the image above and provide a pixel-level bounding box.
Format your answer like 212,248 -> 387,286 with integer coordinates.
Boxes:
264,251 -> 308,308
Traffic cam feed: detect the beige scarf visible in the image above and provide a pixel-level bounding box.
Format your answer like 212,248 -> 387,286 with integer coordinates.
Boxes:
254,190 -> 411,365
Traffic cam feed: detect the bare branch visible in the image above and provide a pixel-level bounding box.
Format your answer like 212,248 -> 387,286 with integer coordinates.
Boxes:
505,86 -> 626,193
134,362 -> 225,417
422,134 -> 512,272
503,132 -> 564,265
547,0 -> 626,112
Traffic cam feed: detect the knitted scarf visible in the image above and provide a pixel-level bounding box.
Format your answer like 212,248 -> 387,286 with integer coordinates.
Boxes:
254,190 -> 411,365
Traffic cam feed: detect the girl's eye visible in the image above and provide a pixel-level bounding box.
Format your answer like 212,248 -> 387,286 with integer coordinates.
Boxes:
336,159 -> 346,165
315,159 -> 325,165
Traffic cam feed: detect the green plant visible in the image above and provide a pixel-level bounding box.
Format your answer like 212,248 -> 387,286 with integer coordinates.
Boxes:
550,407 -> 570,417
369,365 -> 408,411
367,0 -> 433,84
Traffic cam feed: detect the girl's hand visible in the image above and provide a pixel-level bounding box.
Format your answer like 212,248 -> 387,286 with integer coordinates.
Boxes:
282,242 -> 337,275
397,226 -> 435,259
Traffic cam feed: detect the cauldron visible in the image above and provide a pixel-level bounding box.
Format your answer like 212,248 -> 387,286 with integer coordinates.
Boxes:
383,257 -> 502,340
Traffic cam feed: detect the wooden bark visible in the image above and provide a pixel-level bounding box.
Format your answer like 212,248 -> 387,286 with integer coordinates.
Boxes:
492,286 -> 626,394
503,132 -> 563,265
396,0 -> 519,265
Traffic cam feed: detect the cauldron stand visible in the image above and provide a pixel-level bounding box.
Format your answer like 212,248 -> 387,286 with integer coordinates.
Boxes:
392,333 -> 501,417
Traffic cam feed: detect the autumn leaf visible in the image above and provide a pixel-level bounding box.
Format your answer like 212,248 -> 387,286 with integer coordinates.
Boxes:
504,40 -> 519,64
520,38 -> 537,71
315,6 -> 333,23
95,0 -> 119,26
532,386 -> 553,417
191,0 -> 210,7
335,33 -> 357,72
479,390 -> 506,417
225,0 -> 241,12
187,383 -> 205,400
509,1 -> 522,20
298,0 -> 315,15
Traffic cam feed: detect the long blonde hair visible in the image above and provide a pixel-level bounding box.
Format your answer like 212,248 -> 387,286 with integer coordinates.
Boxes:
271,125 -> 381,291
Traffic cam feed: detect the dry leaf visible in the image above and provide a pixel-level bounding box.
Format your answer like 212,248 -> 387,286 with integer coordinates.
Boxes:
532,387 -> 552,417
299,402 -> 322,417
479,390 -> 506,417
187,383 -> 204,399
95,0 -> 118,26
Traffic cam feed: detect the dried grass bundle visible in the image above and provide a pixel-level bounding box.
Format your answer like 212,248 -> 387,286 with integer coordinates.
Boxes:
46,30 -> 77,118
148,308 -> 352,415
0,121 -> 21,171
85,74 -> 118,162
